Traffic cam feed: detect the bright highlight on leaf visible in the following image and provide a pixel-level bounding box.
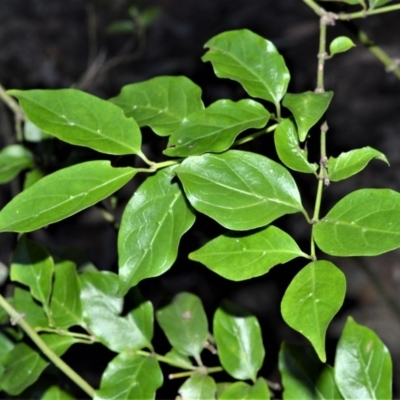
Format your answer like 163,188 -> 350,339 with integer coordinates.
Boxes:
329,36 -> 356,57
0,145 -> 34,184
178,376 -> 217,400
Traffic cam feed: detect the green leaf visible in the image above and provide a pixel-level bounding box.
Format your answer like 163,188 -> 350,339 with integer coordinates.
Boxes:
219,378 -> 270,399
118,166 -> 195,295
335,317 -> 392,399
0,333 -> 15,362
40,385 -> 74,400
190,226 -> 309,281
0,145 -> 34,184
279,342 -> 343,399
274,119 -> 318,173
216,383 -> 232,398
329,36 -> 356,57
328,146 -> 389,182
94,353 -> 163,400
164,99 -> 270,157
281,261 -> 346,362
50,260 -> 82,328
0,161 -> 137,233
10,236 -> 54,307
23,168 -> 44,190
176,150 -> 304,230
24,119 -> 51,142
213,301 -> 264,381
156,292 -> 208,358
314,189 -> 400,256
178,376 -> 217,400
110,76 -> 204,136
202,29 -> 290,106
8,89 -> 142,155
282,92 -> 333,142
369,0 -> 392,9
164,348 -> 193,369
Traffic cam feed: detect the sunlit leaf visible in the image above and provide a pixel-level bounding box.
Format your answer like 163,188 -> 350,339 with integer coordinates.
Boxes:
0,145 -> 34,184
178,376 -> 217,400
219,378 -> 270,399
329,36 -> 356,57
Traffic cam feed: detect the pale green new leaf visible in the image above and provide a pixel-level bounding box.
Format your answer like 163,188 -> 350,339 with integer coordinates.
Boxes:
335,317 -> 392,400
190,226 -> 309,281
178,376 -> 217,400
369,0 -> 392,9
281,261 -> 346,362
0,145 -> 34,184
314,189 -> 400,256
282,92 -> 333,142
202,29 -> 290,106
0,161 -> 137,233
176,150 -> 304,230
328,146 -> 389,182
329,36 -> 356,57
110,76 -> 203,136
164,99 -> 270,156
219,378 -> 270,399
40,386 -> 74,400
8,89 -> 142,155
156,292 -> 208,358
213,301 -> 264,381
118,166 -> 195,295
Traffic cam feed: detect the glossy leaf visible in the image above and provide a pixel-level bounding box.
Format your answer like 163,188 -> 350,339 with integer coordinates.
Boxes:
164,348 -> 193,369
0,145 -> 34,184
190,226 -> 309,281
329,36 -> 356,57
176,150 -> 304,230
281,261 -> 346,362
0,161 -> 137,233
328,146 -> 388,182
279,342 -> 343,399
335,317 -> 392,399
213,301 -> 264,381
40,385 -> 74,400
282,92 -> 333,142
274,119 -> 318,173
13,287 -> 48,328
178,376 -> 217,400
156,292 -> 208,358
314,189 -> 400,256
118,166 -> 195,295
110,76 -> 204,136
369,0 -> 392,9
164,99 -> 270,156
202,29 -> 290,105
8,89 -> 142,155
94,353 -> 163,400
219,378 -> 270,399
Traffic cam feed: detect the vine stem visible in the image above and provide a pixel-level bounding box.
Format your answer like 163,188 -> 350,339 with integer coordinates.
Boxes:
135,349 -> 197,370
0,294 -> 95,398
233,124 -> 278,146
338,3 -> 400,19
0,84 -> 24,142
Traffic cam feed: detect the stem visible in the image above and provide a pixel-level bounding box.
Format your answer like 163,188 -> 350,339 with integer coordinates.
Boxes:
36,327 -> 96,343
135,350 -> 197,370
338,4 -> 400,19
0,295 -> 95,398
233,124 -> 278,146
316,17 -> 328,92
0,84 -> 25,142
152,159 -> 182,170
302,0 -> 325,16
168,366 -> 223,380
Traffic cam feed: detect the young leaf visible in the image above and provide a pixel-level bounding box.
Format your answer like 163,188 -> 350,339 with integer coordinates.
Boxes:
218,378 -> 270,399
178,376 -> 217,400
329,36 -> 356,57
176,150 -> 304,230
369,0 -> 392,9
202,29 -> 290,106
279,342 -> 343,399
94,353 -> 163,400
0,161 -> 137,233
40,385 -> 74,400
328,146 -> 389,182
213,301 -> 264,381
109,76 -> 204,136
0,145 -> 34,184
335,317 -> 392,400
190,226 -> 309,281
8,89 -> 142,155
156,292 -> 208,358
281,261 -> 346,362
164,99 -> 270,157
274,119 -> 318,173
314,189 -> 400,256
118,166 -> 195,295
282,92 -> 333,142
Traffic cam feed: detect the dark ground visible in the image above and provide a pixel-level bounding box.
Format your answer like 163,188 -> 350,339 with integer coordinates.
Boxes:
0,0 -> 400,398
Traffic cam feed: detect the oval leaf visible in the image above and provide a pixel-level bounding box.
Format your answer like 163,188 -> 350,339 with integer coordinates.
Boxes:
164,99 -> 270,157
190,226 -> 309,281
335,317 -> 392,400
0,145 -> 34,184
281,261 -> 346,362
314,189 -> 400,256
282,92 -> 333,142
219,378 -> 270,399
118,166 -> 195,295
202,29 -> 290,105
8,89 -> 142,155
156,292 -> 208,358
110,76 -> 204,136
178,376 -> 217,400
176,150 -> 304,230
328,146 -> 389,182
0,161 -> 137,233
329,36 -> 356,57
213,301 -> 264,381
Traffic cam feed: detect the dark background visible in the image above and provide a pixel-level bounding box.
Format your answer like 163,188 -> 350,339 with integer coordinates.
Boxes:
0,0 -> 400,398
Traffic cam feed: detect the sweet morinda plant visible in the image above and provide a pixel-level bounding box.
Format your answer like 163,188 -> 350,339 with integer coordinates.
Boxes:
0,0 -> 400,398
